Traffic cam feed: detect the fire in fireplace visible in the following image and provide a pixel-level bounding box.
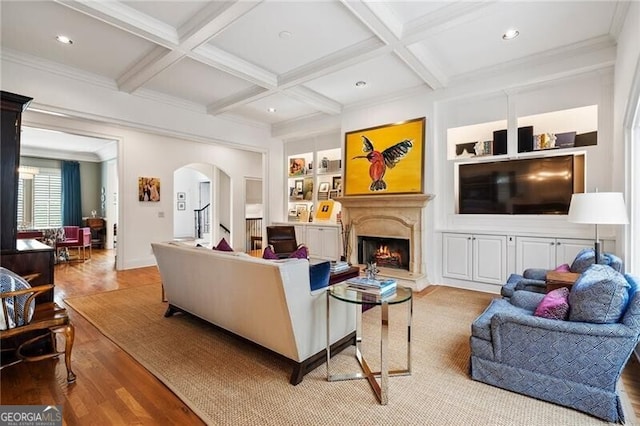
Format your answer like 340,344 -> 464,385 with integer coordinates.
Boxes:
358,236 -> 410,270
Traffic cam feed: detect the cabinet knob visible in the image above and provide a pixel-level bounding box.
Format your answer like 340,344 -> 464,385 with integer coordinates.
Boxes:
556,241 -> 561,246
550,242 -> 555,245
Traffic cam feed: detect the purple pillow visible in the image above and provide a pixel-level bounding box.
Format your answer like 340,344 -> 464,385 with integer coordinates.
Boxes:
289,244 -> 308,259
262,245 -> 279,260
554,263 -> 570,272
213,237 -> 233,252
534,287 -> 570,320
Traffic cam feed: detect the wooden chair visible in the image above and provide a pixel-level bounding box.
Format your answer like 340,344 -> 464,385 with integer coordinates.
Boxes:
0,279 -> 76,383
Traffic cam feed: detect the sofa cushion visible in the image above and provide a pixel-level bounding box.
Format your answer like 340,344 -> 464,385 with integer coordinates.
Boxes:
554,263 -> 570,272
262,245 -> 279,260
213,237 -> 233,252
534,287 -> 570,320
569,264 -> 630,324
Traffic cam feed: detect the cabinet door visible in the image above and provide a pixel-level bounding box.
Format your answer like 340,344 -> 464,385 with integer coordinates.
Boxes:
442,233 -> 473,281
516,236 -> 556,272
555,238 -> 593,266
473,235 -> 507,284
305,226 -> 340,260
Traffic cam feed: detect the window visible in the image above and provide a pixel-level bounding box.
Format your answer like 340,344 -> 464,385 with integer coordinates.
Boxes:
17,167 -> 62,228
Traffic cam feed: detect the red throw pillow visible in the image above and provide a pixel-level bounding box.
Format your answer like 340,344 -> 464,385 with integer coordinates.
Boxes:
213,237 -> 233,252
534,287 -> 570,320
262,245 -> 279,260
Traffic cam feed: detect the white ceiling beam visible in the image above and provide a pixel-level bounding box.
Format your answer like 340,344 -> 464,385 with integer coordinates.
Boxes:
192,44 -> 277,89
341,0 -> 444,90
54,0 -> 179,47
395,46 -> 447,90
278,37 -> 388,88
284,86 -> 342,115
401,1 -> 497,44
207,86 -> 271,115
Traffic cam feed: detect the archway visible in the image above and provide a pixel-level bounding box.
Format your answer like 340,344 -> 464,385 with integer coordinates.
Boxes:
173,163 -> 231,245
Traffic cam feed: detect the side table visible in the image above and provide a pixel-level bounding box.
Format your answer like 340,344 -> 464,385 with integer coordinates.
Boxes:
545,271 -> 581,292
326,283 -> 412,404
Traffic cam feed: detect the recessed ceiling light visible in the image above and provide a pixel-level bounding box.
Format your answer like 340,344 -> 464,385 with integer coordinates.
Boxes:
56,35 -> 73,45
355,81 -> 367,88
267,107 -> 277,113
502,29 -> 519,40
278,31 -> 292,39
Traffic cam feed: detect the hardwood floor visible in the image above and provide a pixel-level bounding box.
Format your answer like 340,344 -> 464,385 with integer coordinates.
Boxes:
1,248 -> 639,424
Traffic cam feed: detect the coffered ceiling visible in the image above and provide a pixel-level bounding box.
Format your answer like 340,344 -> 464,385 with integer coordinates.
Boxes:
0,0 -> 627,134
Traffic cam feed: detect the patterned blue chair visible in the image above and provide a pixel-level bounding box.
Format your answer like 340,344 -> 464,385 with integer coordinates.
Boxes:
501,248 -> 624,298
471,264 -> 640,423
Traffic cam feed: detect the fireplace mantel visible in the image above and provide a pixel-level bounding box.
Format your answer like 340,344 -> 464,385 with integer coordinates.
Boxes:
336,193 -> 435,291
335,193 -> 434,209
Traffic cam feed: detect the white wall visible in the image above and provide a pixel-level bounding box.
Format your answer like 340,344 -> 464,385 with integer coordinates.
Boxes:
614,1 -> 640,272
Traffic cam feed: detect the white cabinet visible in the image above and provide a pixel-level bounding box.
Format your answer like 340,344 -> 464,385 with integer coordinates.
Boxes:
515,236 -> 609,272
305,225 -> 340,260
442,233 -> 507,285
274,222 -> 340,261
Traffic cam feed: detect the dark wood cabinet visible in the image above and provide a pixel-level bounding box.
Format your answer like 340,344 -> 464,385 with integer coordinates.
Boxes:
0,91 -> 54,300
0,239 -> 54,303
85,217 -> 106,248
1,91 -> 32,251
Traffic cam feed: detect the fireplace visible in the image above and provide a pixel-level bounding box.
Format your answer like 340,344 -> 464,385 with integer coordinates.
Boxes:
335,193 -> 435,291
358,236 -> 410,271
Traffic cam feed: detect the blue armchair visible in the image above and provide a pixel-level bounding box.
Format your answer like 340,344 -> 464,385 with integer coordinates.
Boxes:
471,265 -> 640,423
501,248 -> 623,298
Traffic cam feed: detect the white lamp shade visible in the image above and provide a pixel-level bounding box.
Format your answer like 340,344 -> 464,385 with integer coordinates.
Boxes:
567,192 -> 629,224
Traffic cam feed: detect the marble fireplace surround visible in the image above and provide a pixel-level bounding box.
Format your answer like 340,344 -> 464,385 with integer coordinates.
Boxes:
336,193 -> 435,291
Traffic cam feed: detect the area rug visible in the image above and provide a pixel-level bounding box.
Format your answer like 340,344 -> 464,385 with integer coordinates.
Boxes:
65,285 -> 633,425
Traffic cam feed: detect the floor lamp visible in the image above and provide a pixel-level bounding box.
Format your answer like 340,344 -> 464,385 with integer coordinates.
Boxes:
567,192 -> 629,264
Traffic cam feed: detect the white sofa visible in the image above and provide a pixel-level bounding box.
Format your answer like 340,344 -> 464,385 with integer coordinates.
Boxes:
151,241 -> 356,384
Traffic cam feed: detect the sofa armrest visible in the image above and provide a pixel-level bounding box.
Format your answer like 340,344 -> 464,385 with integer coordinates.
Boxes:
510,291 -> 544,311
514,278 -> 546,293
523,268 -> 548,281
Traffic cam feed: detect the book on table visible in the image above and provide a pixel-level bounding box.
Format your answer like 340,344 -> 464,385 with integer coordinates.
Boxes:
330,260 -> 350,273
346,277 -> 396,295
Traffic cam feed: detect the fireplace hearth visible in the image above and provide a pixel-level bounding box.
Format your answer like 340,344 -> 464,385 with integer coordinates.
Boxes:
358,236 -> 409,270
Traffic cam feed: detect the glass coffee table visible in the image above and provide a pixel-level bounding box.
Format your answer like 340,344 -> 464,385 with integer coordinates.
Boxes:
326,283 -> 412,405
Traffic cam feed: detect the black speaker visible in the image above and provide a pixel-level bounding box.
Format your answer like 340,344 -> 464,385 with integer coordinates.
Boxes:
492,129 -> 507,155
518,126 -> 534,153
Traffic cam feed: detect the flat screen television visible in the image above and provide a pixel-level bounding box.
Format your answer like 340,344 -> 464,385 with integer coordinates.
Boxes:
458,154 -> 583,215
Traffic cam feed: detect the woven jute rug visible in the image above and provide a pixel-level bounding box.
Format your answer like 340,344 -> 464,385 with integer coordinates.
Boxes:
66,285 -> 634,425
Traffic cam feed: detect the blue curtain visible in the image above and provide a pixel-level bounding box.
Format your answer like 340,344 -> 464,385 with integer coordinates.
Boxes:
62,161 -> 82,226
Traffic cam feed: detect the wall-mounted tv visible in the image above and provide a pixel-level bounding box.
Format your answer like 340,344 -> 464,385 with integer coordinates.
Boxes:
458,154 -> 584,215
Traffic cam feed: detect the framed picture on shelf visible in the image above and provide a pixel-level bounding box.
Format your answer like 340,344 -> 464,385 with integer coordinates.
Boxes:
332,176 -> 342,191
315,200 -> 334,221
329,190 -> 339,200
177,192 -> 186,201
318,182 -> 330,193
318,191 -> 329,200
289,158 -> 305,176
294,179 -> 304,199
302,177 -> 314,200
344,117 -> 425,196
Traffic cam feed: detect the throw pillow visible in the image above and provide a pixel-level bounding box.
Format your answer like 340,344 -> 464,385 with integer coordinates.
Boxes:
554,263 -> 570,272
309,261 -> 330,291
568,264 -> 630,324
213,237 -> 233,252
534,287 -> 570,320
262,245 -> 279,260
570,248 -> 595,273
289,244 -> 308,259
